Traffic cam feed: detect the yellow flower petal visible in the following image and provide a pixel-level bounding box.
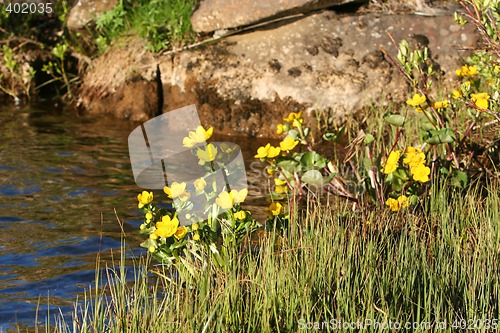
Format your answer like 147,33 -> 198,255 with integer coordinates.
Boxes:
386,198 -> 399,211
382,150 -> 401,174
137,191 -> 154,206
174,226 -> 188,240
279,137 -> 299,151
231,188 -> 248,204
406,94 -> 426,107
234,211 -> 246,220
411,164 -> 430,183
215,191 -> 234,209
164,182 -> 187,199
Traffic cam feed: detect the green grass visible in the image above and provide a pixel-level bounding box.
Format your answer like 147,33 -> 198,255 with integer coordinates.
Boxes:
43,180 -> 500,332
95,0 -> 198,53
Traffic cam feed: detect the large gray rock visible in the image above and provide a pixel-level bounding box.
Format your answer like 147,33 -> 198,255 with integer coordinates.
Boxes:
79,11 -> 478,137
191,0 -> 366,33
67,0 -> 119,31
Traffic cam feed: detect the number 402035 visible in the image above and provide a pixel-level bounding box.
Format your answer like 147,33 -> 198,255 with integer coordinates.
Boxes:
5,2 -> 53,14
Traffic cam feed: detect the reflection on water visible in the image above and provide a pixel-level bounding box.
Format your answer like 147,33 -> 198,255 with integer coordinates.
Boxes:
0,104 -> 270,330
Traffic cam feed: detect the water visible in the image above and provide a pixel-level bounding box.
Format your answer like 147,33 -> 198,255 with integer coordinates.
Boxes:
0,104 -> 270,330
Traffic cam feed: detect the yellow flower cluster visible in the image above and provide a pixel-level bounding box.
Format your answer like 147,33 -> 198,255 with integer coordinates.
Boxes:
385,195 -> 409,212
274,178 -> 289,195
470,92 -> 490,109
137,191 -> 153,209
276,111 -> 303,135
151,215 -> 187,240
433,100 -> 449,109
455,65 -> 477,77
403,147 -> 430,183
182,126 -> 213,148
382,147 -> 430,183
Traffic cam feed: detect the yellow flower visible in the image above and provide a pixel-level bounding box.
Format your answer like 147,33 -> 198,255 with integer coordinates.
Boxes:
234,211 -> 247,220
148,246 -> 156,253
266,167 -> 276,176
471,92 -> 490,109
254,143 -> 281,159
386,197 -> 399,211
215,191 -> 233,209
231,188 -> 248,204
191,223 -> 199,231
154,215 -> 179,238
382,150 -> 401,174
283,111 -> 303,122
215,188 -> 248,209
292,118 -> 303,128
274,185 -> 288,194
468,65 -> 478,75
269,202 -> 284,216
276,124 -> 284,135
279,137 -> 299,151
452,90 -> 463,99
197,143 -> 218,165
433,100 -> 449,109
182,126 -> 214,147
164,182 -> 187,199
456,65 -> 477,77
267,145 -> 281,158
403,147 -> 426,168
137,191 -> 153,209
397,195 -> 409,209
455,65 -> 477,76
145,212 -> 153,222
274,178 -> 287,186
193,232 -> 200,241
416,107 -> 424,113
174,226 -> 188,240
411,164 -> 430,183
194,178 -> 207,191
406,94 -> 426,107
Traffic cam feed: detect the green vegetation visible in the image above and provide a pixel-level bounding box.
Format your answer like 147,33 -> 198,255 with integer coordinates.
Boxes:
44,182 -> 499,332
0,0 -> 198,102
95,0 -> 198,53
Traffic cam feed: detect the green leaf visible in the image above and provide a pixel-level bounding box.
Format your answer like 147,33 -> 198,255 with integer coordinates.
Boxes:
385,114 -> 405,127
451,170 -> 467,189
323,132 -> 338,142
364,133 -> 375,144
300,151 -> 327,168
421,122 -> 435,131
363,157 -> 373,170
301,170 -> 324,187
286,129 -> 299,140
393,168 -> 409,181
276,157 -> 301,172
424,128 -> 456,144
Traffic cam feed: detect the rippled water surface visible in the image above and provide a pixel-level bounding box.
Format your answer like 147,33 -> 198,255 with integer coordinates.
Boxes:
0,104 -> 269,331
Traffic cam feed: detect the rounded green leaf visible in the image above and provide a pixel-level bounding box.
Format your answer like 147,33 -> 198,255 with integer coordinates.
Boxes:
301,170 -> 324,186
385,114 -> 405,127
